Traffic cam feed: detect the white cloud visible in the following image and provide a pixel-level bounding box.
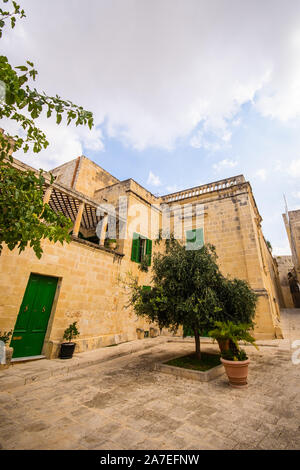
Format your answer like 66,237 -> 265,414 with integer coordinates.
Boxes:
213,159 -> 238,172
190,126 -> 233,152
2,0 -> 300,161
232,118 -> 242,127
190,132 -> 221,152
288,159 -> 300,177
147,171 -> 162,187
255,168 -> 267,181
272,242 -> 292,256
293,191 -> 300,198
274,160 -> 283,172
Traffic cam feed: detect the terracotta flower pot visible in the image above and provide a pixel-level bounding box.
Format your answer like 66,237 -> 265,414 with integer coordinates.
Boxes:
221,357 -> 250,388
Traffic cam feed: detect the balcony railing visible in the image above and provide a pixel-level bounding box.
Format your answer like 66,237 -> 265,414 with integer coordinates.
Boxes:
161,175 -> 245,203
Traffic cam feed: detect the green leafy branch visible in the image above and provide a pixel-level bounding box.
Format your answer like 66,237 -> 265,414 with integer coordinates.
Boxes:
0,0 -> 95,258
0,160 -> 73,258
0,0 -> 25,37
0,54 -> 93,158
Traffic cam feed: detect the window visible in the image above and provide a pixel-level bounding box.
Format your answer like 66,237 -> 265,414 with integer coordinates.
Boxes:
186,228 -> 204,250
131,233 -> 152,265
139,238 -> 147,263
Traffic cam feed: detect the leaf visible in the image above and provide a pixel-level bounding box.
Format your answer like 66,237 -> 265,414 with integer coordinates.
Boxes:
15,65 -> 28,72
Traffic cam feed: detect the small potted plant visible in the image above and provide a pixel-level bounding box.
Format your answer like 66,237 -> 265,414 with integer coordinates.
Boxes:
209,321 -> 258,388
150,327 -> 159,338
0,330 -> 13,370
138,255 -> 150,272
136,328 -> 144,340
60,322 -> 80,359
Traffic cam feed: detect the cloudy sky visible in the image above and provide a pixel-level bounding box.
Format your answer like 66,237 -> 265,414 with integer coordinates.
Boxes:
2,0 -> 300,254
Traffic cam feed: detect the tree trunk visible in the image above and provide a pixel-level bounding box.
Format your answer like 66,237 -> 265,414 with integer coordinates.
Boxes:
194,328 -> 201,360
217,338 -> 230,353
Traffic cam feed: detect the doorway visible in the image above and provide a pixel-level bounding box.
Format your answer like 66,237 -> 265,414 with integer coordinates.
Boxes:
10,274 -> 58,358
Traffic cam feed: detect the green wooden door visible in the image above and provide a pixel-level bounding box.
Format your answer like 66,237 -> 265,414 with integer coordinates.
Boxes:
11,274 -> 58,358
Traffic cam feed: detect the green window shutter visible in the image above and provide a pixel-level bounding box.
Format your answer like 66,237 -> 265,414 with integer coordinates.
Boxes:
186,229 -> 196,243
131,233 -> 140,262
146,239 -> 152,266
195,228 -> 204,249
142,285 -> 151,291
186,228 -> 204,250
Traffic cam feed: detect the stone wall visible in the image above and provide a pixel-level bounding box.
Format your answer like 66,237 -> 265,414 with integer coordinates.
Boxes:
0,236 -> 159,359
163,181 -> 283,338
275,255 -> 295,308
0,155 -> 285,361
52,156 -> 119,197
283,209 -> 300,282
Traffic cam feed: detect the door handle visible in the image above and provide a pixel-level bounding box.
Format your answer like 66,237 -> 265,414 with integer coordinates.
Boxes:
24,305 -> 28,312
42,306 -> 46,312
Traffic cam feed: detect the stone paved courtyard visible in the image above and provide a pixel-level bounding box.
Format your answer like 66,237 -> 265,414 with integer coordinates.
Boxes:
0,309 -> 300,450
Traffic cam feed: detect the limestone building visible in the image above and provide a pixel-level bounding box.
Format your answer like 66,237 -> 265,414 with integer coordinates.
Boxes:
0,155 -> 284,360
275,255 -> 296,308
283,209 -> 300,280
282,209 -> 300,306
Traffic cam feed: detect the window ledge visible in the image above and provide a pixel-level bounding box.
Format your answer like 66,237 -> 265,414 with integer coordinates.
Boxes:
71,235 -> 124,257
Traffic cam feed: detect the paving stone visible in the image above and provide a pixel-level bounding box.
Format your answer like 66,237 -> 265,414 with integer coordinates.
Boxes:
23,420 -> 51,433
0,312 -> 300,450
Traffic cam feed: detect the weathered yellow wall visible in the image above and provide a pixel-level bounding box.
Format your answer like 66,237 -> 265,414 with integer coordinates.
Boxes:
50,158 -> 79,188
0,156 -> 285,361
0,236 -> 158,359
52,156 -> 119,197
165,184 -> 283,339
283,210 -> 300,281
75,157 -> 119,197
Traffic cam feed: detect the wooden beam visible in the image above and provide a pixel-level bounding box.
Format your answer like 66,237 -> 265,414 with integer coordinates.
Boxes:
43,186 -> 53,204
99,215 -> 108,246
73,202 -> 85,237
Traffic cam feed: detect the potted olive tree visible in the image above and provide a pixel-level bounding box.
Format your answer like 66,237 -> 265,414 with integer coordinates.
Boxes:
128,242 -> 225,361
0,330 -> 13,370
60,322 -> 80,359
209,321 -> 258,388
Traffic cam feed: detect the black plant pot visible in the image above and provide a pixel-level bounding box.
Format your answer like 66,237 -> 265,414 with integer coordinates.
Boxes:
60,342 -> 76,359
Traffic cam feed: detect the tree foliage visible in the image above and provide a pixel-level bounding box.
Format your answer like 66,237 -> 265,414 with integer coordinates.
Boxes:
0,0 -> 94,258
63,321 -> 80,343
216,277 -> 257,326
0,329 -> 12,344
0,164 -> 73,258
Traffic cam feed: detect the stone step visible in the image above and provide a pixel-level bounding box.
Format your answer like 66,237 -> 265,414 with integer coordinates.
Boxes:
0,337 -> 168,391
